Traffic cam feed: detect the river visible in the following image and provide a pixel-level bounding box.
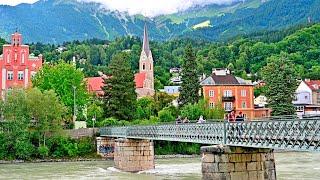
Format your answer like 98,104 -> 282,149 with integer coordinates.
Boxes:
0,152 -> 319,179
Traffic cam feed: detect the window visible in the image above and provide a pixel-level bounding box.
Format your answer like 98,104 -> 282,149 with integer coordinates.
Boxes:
143,63 -> 145,70
18,71 -> 24,80
21,52 -> 25,64
223,90 -> 232,97
6,51 -> 10,63
241,90 -> 247,97
14,53 -> 17,61
7,71 -> 13,80
209,90 -> 214,97
224,102 -> 233,111
296,106 -> 304,112
209,102 -> 215,109
241,101 -> 247,108
305,96 -> 308,100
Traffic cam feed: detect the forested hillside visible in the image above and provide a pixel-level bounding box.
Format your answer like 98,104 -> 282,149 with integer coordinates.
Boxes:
8,23 -> 317,90
0,0 -> 319,43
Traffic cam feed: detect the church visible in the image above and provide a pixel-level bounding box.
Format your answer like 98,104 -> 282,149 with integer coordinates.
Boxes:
86,24 -> 155,98
134,24 -> 155,98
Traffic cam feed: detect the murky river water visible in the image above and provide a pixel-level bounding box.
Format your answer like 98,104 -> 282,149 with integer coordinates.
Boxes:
0,152 -> 319,180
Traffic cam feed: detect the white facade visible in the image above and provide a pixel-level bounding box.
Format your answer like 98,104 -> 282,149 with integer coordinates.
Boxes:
293,81 -> 312,105
254,95 -> 268,108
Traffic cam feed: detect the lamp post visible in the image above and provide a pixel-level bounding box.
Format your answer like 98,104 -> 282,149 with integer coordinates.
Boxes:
73,86 -> 77,124
92,113 -> 96,129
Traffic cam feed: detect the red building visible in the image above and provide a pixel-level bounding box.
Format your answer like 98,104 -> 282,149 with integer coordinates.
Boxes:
0,32 -> 43,96
201,69 -> 269,120
86,76 -> 104,96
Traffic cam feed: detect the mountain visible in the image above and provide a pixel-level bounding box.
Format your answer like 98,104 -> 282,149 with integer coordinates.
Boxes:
0,0 -> 319,43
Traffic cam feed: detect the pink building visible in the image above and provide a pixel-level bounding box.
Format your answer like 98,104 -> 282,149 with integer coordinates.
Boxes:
0,32 -> 43,95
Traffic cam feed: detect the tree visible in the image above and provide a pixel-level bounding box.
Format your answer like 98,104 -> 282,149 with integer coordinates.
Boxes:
32,61 -> 88,117
103,52 -> 137,120
179,44 -> 200,106
262,53 -> 298,116
26,88 -> 66,147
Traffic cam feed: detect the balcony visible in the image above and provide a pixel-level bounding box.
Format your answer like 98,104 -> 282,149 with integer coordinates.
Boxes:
222,96 -> 235,102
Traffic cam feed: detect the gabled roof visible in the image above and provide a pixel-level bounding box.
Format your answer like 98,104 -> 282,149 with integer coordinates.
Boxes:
135,72 -> 146,88
86,77 -> 104,95
305,80 -> 320,91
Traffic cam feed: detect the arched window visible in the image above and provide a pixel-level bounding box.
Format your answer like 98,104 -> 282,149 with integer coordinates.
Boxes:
150,64 -> 152,70
143,63 -> 145,70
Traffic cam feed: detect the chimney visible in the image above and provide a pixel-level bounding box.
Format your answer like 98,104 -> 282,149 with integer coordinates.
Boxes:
212,68 -> 230,76
305,79 -> 311,82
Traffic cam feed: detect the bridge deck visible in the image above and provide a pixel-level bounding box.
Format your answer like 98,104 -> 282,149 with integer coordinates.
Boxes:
100,118 -> 320,152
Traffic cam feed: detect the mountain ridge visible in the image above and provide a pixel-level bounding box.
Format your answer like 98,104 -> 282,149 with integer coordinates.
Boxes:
0,0 -> 318,43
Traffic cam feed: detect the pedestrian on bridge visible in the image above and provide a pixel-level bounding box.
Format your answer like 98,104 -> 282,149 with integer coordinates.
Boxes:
197,115 -> 206,123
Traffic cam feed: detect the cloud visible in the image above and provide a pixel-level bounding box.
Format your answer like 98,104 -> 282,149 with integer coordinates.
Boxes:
0,0 -> 38,6
78,0 -> 244,17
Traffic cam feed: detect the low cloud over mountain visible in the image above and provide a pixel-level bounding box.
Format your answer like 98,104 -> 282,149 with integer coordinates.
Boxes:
78,0 -> 244,17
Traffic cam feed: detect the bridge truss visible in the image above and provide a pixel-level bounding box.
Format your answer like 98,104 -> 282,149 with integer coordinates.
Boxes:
100,118 -> 320,152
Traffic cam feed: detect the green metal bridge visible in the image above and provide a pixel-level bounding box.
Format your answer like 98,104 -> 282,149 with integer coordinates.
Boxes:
100,116 -> 320,152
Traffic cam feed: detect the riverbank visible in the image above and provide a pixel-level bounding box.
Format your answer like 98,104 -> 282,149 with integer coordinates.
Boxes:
0,154 -> 200,164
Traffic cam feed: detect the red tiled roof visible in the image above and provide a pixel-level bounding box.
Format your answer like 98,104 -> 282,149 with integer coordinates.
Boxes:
86,77 -> 104,95
305,80 -> 320,91
135,72 -> 146,88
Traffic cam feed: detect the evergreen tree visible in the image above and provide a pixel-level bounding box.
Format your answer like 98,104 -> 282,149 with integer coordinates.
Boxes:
179,44 -> 200,106
103,52 -> 137,120
262,53 -> 298,116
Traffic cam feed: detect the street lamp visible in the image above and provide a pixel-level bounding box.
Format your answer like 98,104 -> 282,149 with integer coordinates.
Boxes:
73,86 -> 77,123
92,113 -> 96,129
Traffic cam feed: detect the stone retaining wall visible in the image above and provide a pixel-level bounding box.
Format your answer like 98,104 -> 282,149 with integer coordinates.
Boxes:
65,128 -> 98,139
201,145 -> 276,180
114,138 -> 154,172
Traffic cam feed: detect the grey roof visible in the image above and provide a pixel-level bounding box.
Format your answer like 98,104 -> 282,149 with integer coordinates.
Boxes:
201,74 -> 252,86
142,24 -> 150,57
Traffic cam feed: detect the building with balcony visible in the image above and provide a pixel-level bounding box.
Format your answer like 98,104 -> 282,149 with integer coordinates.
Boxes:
201,68 -> 269,120
0,32 -> 42,97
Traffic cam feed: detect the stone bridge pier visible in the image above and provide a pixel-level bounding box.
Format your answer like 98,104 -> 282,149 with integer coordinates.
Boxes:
201,145 -> 276,180
114,138 -> 155,172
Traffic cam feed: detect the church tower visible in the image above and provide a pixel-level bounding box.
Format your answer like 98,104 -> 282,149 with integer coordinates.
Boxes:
134,24 -> 155,97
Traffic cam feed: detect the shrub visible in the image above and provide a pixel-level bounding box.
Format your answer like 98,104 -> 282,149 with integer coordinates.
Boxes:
77,138 -> 95,155
14,139 -> 34,160
180,103 -> 203,120
158,108 -> 175,122
97,117 -> 119,127
38,145 -> 49,158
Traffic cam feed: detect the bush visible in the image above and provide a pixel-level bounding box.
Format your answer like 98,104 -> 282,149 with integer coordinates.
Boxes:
77,138 -> 95,155
14,139 -> 34,160
158,108 -> 175,122
180,103 -> 204,120
97,117 -> 119,127
38,145 -> 49,158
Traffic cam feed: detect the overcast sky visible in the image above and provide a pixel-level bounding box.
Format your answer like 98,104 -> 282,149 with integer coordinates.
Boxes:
0,0 -> 243,17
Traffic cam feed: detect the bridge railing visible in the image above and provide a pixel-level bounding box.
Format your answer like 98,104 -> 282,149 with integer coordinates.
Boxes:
100,117 -> 320,152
